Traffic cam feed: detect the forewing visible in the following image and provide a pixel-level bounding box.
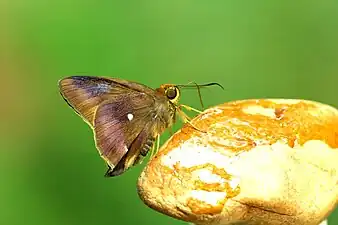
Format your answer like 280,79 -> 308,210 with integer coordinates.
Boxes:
93,92 -> 158,170
58,76 -> 154,126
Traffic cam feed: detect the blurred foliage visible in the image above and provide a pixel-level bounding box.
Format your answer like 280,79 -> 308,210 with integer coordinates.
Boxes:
0,1 -> 337,225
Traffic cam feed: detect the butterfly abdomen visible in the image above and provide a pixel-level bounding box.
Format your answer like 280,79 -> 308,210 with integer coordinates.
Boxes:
140,137 -> 155,156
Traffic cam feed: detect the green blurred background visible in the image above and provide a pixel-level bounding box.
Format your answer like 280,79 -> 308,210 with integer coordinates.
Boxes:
1,1 -> 337,225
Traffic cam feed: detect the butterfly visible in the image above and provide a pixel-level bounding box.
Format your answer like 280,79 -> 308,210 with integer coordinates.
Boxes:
58,76 -> 222,177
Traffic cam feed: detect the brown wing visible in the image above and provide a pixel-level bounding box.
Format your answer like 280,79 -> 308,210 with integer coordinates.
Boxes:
93,92 -> 163,173
105,124 -> 156,176
58,76 -> 155,126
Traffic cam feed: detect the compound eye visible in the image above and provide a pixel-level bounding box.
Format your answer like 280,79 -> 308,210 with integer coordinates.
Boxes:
166,87 -> 178,100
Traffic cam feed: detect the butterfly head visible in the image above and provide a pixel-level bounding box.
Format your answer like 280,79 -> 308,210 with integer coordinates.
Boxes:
156,84 -> 181,105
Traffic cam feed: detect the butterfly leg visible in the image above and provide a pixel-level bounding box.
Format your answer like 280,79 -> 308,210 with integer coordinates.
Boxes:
149,141 -> 155,159
168,127 -> 174,136
149,134 -> 160,159
156,134 -> 160,154
177,109 -> 207,133
180,104 -> 203,114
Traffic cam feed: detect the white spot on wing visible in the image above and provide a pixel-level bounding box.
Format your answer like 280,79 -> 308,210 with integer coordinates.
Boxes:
127,113 -> 134,121
124,145 -> 128,153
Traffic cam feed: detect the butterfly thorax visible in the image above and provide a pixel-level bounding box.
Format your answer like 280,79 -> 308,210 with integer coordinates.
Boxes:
151,95 -> 177,135
152,85 -> 179,134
